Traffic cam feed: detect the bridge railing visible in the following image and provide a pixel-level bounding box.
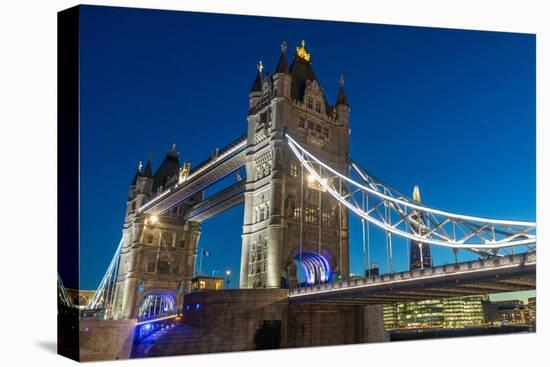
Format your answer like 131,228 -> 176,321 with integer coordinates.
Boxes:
289,252 -> 536,297
188,133 -> 247,177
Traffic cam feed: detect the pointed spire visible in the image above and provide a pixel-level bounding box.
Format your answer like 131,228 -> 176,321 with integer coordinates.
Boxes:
143,154 -> 153,177
336,75 -> 349,107
130,165 -> 143,186
250,61 -> 263,93
275,41 -> 289,74
413,185 -> 421,202
167,143 -> 179,159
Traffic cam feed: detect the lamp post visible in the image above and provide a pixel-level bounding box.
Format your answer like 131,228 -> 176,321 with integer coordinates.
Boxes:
225,270 -> 231,289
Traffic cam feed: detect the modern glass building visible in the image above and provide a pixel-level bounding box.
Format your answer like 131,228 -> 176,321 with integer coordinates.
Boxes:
383,295 -> 488,329
409,186 -> 432,270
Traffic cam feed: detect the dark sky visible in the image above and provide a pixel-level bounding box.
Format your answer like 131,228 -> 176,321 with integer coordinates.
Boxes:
76,5 -> 535,290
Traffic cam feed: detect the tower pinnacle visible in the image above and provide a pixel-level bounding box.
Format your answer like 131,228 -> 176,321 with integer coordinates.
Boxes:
295,40 -> 311,62
336,74 -> 349,107
275,41 -> 289,74
250,61 -> 263,93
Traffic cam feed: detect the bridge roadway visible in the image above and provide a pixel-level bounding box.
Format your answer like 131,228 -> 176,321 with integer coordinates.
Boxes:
289,252 -> 536,305
183,180 -> 245,222
139,134 -> 247,215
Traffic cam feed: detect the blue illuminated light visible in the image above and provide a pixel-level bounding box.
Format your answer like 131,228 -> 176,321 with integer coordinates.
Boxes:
296,252 -> 331,285
143,324 -> 151,330
195,303 -> 200,310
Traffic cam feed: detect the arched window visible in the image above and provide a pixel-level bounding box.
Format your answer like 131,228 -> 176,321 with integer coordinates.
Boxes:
161,232 -> 173,246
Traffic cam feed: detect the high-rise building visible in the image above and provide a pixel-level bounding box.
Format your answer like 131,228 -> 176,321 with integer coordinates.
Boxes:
409,185 -> 432,270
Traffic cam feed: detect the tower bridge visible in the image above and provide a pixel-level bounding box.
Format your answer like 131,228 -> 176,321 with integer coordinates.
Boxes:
60,40 -> 536,361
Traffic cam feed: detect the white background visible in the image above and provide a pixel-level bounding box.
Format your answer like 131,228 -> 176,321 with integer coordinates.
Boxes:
0,0 -> 548,366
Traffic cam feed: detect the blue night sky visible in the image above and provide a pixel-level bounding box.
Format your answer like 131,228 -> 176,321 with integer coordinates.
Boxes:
77,5 -> 535,290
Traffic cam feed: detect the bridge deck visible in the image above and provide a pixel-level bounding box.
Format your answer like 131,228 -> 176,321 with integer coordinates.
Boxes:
183,181 -> 245,222
289,253 -> 535,304
139,135 -> 247,215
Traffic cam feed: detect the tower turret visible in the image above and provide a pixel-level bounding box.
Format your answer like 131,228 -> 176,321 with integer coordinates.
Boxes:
152,144 -> 181,194
273,42 -> 292,99
335,75 -> 350,126
248,61 -> 263,113
125,157 -> 154,220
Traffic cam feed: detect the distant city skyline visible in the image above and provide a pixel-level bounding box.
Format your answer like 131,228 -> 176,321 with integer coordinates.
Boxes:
76,6 -> 535,291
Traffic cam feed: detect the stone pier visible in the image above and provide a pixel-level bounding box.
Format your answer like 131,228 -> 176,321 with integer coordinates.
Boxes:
79,319 -> 136,361
132,289 -> 388,358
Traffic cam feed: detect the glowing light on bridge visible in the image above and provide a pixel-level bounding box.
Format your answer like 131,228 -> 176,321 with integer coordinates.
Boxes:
286,133 -> 536,256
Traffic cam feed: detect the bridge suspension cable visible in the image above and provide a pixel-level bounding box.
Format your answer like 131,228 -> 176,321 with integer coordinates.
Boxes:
285,133 -> 536,256
57,273 -> 74,308
87,238 -> 123,312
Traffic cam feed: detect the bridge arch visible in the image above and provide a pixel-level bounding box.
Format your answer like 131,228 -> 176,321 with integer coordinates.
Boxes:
134,289 -> 176,321
285,249 -> 334,287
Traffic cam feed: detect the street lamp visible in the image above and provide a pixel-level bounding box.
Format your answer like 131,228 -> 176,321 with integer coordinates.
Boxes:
225,270 -> 231,289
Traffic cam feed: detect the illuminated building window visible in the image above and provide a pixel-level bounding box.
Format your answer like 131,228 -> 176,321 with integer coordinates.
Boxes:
199,281 -> 206,289
322,212 -> 330,226
305,207 -> 318,224
290,163 -> 298,177
293,207 -> 302,220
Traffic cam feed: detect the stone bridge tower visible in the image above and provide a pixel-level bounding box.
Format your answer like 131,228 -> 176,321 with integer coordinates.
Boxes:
112,147 -> 202,320
240,41 -> 350,289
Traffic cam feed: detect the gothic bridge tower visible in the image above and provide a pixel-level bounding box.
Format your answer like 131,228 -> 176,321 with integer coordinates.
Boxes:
112,146 -> 202,320
240,41 -> 350,289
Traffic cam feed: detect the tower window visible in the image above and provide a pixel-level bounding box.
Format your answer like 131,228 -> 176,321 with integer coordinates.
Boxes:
322,212 -> 331,226
157,261 -> 170,274
161,232 -> 173,246
290,163 -> 298,177
307,97 -> 313,109
315,101 -> 321,113
305,207 -> 319,224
